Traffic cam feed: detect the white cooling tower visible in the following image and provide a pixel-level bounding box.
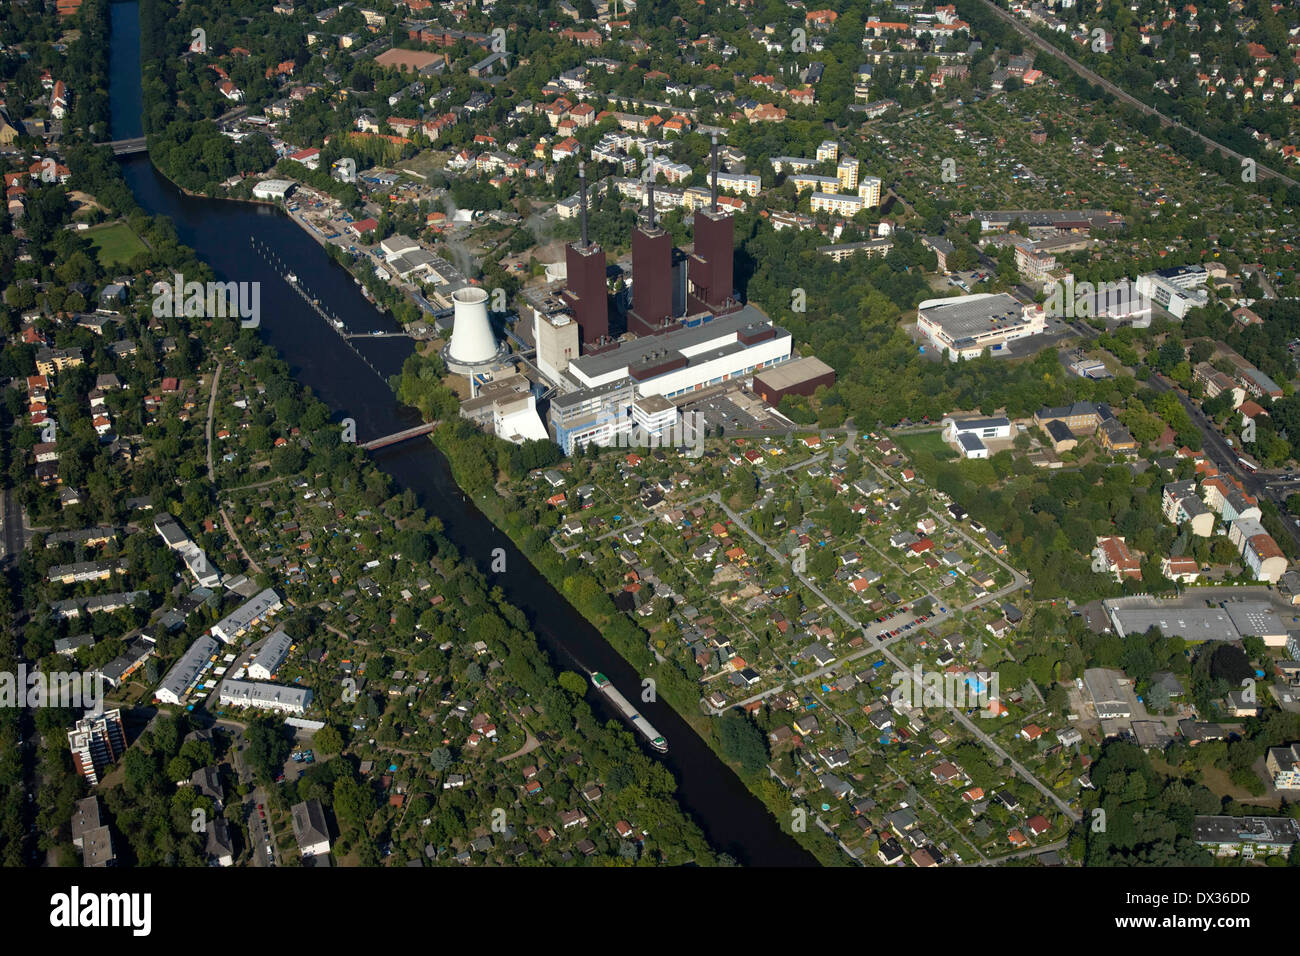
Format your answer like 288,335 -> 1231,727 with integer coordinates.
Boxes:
448,287 -> 497,364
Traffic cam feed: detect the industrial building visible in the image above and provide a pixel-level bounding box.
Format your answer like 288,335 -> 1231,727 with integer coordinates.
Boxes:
565,305 -> 791,398
917,293 -> 1045,361
251,178 -> 295,201
499,137 -> 799,457
627,175 -> 676,336
442,286 -> 510,376
549,379 -> 637,455
970,209 -> 1123,233
687,139 -> 737,315
562,163 -> 610,347
458,371 -> 550,444
752,355 -> 836,404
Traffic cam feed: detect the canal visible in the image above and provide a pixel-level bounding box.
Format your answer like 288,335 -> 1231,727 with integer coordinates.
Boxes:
108,0 -> 816,866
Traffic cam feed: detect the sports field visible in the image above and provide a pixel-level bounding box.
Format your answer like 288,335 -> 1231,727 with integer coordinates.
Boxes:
87,221 -> 148,267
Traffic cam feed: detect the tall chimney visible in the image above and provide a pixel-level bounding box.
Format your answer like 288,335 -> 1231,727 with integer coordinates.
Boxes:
578,161 -> 589,249
710,134 -> 718,212
645,146 -> 656,229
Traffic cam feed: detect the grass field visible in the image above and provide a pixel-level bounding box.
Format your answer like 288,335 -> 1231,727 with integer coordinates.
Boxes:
896,429 -> 956,459
86,221 -> 148,267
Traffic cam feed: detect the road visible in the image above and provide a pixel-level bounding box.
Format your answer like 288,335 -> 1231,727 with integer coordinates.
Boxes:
974,0 -> 1298,188
205,361 -> 223,483
0,485 -> 24,564
1146,373 -> 1300,552
225,723 -> 277,867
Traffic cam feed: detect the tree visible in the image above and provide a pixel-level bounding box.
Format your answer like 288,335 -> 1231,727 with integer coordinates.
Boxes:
557,671 -> 587,697
717,711 -> 768,775
314,725 -> 344,755
430,747 -> 453,772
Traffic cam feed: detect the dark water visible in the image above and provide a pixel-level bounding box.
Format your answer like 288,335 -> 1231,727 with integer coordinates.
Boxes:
108,1 -> 815,867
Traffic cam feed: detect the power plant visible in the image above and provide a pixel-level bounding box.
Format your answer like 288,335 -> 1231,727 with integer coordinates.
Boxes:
454,135 -> 796,455
531,136 -> 794,454
627,155 -> 675,336
687,136 -> 738,316
442,285 -> 509,375
562,163 -> 610,349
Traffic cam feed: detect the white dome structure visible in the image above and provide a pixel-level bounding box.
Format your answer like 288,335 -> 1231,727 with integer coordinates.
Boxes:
442,286 -> 509,375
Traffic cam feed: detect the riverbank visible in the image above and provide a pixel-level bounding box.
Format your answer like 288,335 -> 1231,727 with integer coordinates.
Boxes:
429,426 -> 845,866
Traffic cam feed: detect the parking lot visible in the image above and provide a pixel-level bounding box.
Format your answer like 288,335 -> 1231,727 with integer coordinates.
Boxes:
681,388 -> 793,434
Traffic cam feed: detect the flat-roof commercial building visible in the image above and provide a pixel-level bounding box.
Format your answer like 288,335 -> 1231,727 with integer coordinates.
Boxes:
1224,602 -> 1289,646
1195,815 -> 1300,857
211,588 -> 282,644
156,635 -> 221,705
1101,597 -> 1286,643
917,293 -> 1045,361
752,355 -> 836,404
217,679 -> 313,715
971,209 -> 1123,233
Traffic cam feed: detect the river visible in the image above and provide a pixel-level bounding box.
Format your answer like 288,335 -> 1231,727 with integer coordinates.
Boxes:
107,1 -> 817,866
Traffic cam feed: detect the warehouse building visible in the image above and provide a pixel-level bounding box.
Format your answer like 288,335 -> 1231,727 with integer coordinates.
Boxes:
1083,667 -> 1132,720
1101,597 -> 1286,643
752,355 -> 836,404
251,179 -> 295,201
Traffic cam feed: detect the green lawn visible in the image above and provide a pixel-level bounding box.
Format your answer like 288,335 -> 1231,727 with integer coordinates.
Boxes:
896,429 -> 956,459
86,221 -> 148,267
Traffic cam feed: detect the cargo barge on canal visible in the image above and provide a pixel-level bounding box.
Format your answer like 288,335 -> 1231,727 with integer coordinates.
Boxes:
590,672 -> 667,752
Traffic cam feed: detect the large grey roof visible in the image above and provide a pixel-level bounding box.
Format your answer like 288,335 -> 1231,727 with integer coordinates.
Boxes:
568,305 -> 781,381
